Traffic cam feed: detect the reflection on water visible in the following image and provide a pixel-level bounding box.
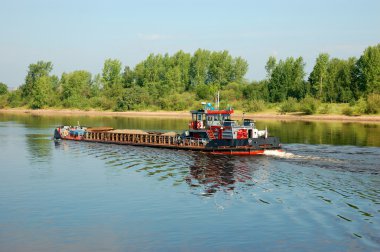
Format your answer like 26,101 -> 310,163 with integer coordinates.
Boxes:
56,140 -> 380,219
1,114 -> 380,251
26,134 -> 52,163
256,120 -> 380,147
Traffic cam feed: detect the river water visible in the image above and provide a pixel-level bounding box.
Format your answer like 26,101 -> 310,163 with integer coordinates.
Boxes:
0,113 -> 379,251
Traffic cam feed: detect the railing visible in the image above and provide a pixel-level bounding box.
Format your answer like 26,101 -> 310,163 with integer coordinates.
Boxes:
84,131 -> 208,148
85,131 -> 178,146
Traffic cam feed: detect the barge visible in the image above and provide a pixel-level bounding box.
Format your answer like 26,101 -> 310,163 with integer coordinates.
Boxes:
53,103 -> 282,155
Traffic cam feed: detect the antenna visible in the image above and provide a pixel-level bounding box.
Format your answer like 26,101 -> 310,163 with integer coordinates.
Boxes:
217,91 -> 220,110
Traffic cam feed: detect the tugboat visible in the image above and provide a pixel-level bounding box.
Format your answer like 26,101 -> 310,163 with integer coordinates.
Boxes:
54,102 -> 282,155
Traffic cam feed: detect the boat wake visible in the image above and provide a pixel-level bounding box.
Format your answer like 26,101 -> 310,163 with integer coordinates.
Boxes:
263,148 -> 343,163
263,149 -> 295,158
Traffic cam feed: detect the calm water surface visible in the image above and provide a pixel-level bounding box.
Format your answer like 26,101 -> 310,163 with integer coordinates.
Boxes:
0,114 -> 379,251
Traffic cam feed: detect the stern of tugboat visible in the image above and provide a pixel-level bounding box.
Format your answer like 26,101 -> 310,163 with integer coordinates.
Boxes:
54,127 -> 61,140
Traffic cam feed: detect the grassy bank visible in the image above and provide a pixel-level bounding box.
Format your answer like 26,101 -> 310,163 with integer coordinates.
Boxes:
1,107 -> 380,122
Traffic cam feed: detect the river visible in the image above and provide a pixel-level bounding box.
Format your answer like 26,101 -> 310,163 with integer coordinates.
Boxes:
0,113 -> 379,251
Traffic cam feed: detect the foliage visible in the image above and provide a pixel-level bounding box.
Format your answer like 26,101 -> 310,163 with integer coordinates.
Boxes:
278,97 -> 298,114
0,82 -> 8,95
341,105 -> 354,116
159,92 -> 196,111
355,44 -> 380,95
300,96 -> 319,115
21,61 -> 53,100
114,86 -> 151,111
60,70 -> 92,108
267,56 -> 306,102
243,99 -> 266,112
30,76 -> 54,109
324,58 -> 356,103
7,89 -> 23,107
309,53 -> 329,99
0,94 -> 8,108
366,93 -> 380,114
318,103 -> 330,114
2,45 -> 380,114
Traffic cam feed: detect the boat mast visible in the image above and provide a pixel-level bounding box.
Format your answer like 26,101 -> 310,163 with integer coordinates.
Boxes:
217,91 -> 220,110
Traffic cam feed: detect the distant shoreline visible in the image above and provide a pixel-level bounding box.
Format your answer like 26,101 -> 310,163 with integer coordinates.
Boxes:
1,108 -> 380,123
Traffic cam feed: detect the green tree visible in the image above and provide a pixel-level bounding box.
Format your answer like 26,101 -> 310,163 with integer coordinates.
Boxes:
102,59 -> 122,89
60,70 -> 92,107
172,50 -> 191,91
265,56 -> 276,79
101,58 -> 123,104
267,57 -> 306,102
122,66 -> 135,88
0,82 -> 8,95
243,80 -> 269,102
21,61 -> 53,100
309,53 -> 329,99
115,86 -> 151,111
190,49 -> 211,87
230,57 -> 248,83
30,76 -> 54,109
323,58 -> 356,103
355,44 -> 380,95
208,50 -> 233,85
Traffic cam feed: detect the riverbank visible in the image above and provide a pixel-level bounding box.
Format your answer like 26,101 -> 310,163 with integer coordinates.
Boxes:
1,108 -> 380,122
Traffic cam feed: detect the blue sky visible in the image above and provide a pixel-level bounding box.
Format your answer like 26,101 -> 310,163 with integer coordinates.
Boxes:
1,0 -> 379,87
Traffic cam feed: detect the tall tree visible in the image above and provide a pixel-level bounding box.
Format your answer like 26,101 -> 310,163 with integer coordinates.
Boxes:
172,50 -> 191,91
267,57 -> 306,102
355,44 -> 380,95
230,57 -> 248,83
208,50 -> 233,85
309,53 -> 329,100
122,66 -> 134,88
0,82 -> 8,95
102,58 -> 123,99
265,56 -> 276,79
30,76 -> 54,109
190,49 -> 211,87
60,70 -> 92,107
102,59 -> 122,89
21,61 -> 53,99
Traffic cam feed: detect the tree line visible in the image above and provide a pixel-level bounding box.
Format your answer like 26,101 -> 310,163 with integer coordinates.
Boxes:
0,44 -> 379,114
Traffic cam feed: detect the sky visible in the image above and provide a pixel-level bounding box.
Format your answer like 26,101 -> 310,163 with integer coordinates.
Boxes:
0,0 -> 379,88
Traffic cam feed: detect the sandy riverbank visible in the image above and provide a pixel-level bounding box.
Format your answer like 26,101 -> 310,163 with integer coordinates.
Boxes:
1,108 -> 380,122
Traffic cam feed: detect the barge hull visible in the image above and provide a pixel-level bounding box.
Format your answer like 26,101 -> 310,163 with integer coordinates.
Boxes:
55,129 -> 281,155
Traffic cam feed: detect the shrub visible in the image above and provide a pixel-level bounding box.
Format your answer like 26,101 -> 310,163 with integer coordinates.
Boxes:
7,90 -> 23,107
300,96 -> 319,115
0,94 -> 8,108
195,83 -> 212,100
278,97 -> 298,114
158,93 -> 195,111
353,98 -> 367,115
366,93 -> 380,114
318,103 -> 330,114
244,99 -> 266,112
341,105 -> 354,116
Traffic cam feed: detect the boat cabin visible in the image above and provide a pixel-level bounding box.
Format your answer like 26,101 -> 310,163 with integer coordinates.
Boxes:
186,103 -> 266,141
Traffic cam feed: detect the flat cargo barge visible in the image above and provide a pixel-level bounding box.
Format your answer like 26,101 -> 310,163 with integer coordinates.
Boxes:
54,103 -> 282,155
